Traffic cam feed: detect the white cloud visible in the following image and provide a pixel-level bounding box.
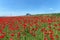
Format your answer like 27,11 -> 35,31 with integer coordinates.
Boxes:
49,8 -> 53,10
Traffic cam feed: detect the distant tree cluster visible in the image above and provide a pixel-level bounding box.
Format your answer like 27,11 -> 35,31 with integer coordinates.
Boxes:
26,13 -> 31,16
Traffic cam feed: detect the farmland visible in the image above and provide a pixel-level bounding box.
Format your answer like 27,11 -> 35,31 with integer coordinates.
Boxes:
0,14 -> 60,40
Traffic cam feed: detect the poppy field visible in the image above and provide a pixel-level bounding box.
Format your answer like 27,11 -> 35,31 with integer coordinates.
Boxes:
0,15 -> 60,40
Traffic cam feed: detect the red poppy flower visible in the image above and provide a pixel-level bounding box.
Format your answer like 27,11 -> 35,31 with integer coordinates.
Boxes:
0,30 -> 2,33
10,33 -> 14,37
54,24 -> 57,27
23,23 -> 27,29
41,28 -> 46,32
51,38 -> 54,40
32,28 -> 35,31
47,18 -> 52,24
55,35 -> 59,38
1,25 -> 6,30
57,28 -> 60,31
9,27 -> 15,31
48,30 -> 54,34
49,34 -> 54,39
15,25 -> 19,30
44,37 -> 48,40
17,32 -> 20,38
44,30 -> 48,35
0,35 -> 5,38
0,32 -> 6,39
48,25 -> 51,29
35,27 -> 38,31
29,30 -> 33,34
9,38 -> 13,40
32,33 -> 36,37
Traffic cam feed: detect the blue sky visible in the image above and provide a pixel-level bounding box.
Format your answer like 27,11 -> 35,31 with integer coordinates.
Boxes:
0,0 -> 60,16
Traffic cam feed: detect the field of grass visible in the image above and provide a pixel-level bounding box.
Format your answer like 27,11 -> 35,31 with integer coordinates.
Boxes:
0,13 -> 60,40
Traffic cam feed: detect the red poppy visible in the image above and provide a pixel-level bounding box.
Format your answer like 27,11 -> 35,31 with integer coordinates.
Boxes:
41,28 -> 46,32
0,35 -> 5,38
58,23 -> 60,26
15,25 -> 19,30
9,27 -> 15,31
32,33 -> 36,37
29,30 -> 33,34
9,38 -> 13,40
35,27 -> 38,31
51,38 -> 54,40
48,25 -> 51,29
44,30 -> 48,35
57,28 -> 60,31
55,35 -> 59,38
0,32 -> 6,39
1,25 -> 6,30
10,33 -> 14,37
17,32 -> 20,38
0,30 -> 2,33
49,34 -> 54,39
44,37 -> 48,40
54,24 -> 57,27
32,28 -> 35,31
48,30 -> 54,34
